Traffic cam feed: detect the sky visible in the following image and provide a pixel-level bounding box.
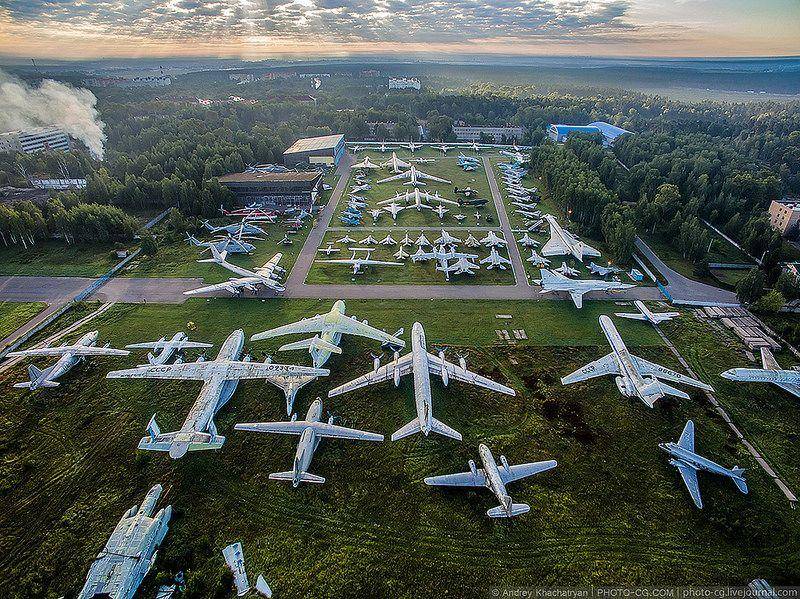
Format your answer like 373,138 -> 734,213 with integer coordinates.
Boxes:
0,0 -> 798,60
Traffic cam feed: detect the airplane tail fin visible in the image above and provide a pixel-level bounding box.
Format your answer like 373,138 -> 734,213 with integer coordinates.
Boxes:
268,471 -> 326,484
137,414 -> 225,459
430,417 -> 463,441
391,418 -> 422,441
14,365 -> 58,389
278,336 -> 342,355
487,503 -> 530,518
640,379 -> 688,407
731,467 -> 748,494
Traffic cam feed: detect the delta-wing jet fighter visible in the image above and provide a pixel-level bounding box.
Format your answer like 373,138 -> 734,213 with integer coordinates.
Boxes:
377,166 -> 451,187
352,156 -> 380,170
424,444 -> 557,518
9,330 -> 129,390
183,247 -> 285,296
720,347 -> 800,398
542,215 -> 601,262
382,152 -> 411,173
481,231 -> 507,247
368,208 -> 383,223
659,420 -> 748,509
78,484 -> 171,599
615,300 -> 680,325
480,247 -> 512,270
536,269 -> 634,308
315,248 -> 403,275
454,213 -> 466,222
106,330 -> 328,458
329,322 -> 515,441
561,316 -> 714,407
235,398 -> 383,487
125,332 -> 213,366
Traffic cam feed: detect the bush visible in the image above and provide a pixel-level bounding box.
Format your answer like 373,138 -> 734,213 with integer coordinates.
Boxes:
751,289 -> 786,313
141,234 -> 159,256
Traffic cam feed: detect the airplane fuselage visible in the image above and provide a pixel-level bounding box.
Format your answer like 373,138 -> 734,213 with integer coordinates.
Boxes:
658,442 -> 741,480
309,300 -> 347,367
292,400 -> 324,486
600,315 -> 648,400
409,322 -> 434,435
479,444 -> 511,512
30,330 -> 98,389
149,332 -> 186,365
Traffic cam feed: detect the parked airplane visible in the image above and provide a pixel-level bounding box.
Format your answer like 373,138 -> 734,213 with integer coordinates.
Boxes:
446,256 -> 480,275
9,330 -> 129,390
404,140 -> 421,153
340,214 -> 362,226
107,330 -> 328,458
590,261 -> 623,276
352,156 -> 381,170
220,204 -> 275,219
350,183 -> 371,193
394,246 -> 410,260
380,189 -> 459,212
527,250 -> 550,267
329,322 -> 515,441
615,300 -> 680,325
318,244 -> 341,256
125,332 -> 212,366
183,247 -> 285,296
433,204 -> 449,220
435,230 -> 462,245
659,420 -> 748,509
413,245 -> 480,281
518,232 -> 539,248
554,261 -> 580,277
464,233 -> 481,248
454,213 -> 466,222
360,234 -> 379,245
382,152 -> 411,173
377,166 -> 451,187
415,232 -> 431,246
542,215 -> 601,262
481,231 -> 507,247
222,542 -> 271,598
456,197 -> 489,207
336,234 -> 357,244
315,247 -> 403,275
561,316 -> 713,406
202,219 -> 266,237
481,247 -> 512,270
235,398 -> 383,487
251,300 -> 405,370
382,199 -> 406,220
720,347 -> 800,398
379,234 -> 397,246
424,444 -> 557,518
536,269 -> 635,308
432,143 -> 452,154
186,232 -> 255,255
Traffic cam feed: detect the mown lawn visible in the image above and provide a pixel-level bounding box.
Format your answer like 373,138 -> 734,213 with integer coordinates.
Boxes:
0,241 -> 123,277
0,301 -> 47,341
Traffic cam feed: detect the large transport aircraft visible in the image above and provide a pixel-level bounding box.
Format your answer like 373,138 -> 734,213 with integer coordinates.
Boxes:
183,247 -> 285,296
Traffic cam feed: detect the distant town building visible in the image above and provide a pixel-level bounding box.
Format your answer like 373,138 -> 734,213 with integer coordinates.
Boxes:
298,73 -> 330,79
283,134 -> 345,168
361,69 -> 381,77
548,121 -> 631,147
30,178 -> 87,190
217,171 -> 324,212
388,77 -> 421,90
0,127 -> 71,154
769,197 -> 800,236
453,125 -> 525,143
86,75 -> 171,88
229,73 -> 255,84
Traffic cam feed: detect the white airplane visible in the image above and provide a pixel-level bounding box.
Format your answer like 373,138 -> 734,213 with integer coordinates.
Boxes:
480,231 -> 507,247
404,140 -> 421,152
542,215 -> 601,262
125,332 -> 212,366
366,208 -> 383,223
9,331 -> 129,390
659,420 -> 748,509
315,247 -> 403,275
590,261 -> 623,276
481,247 -> 512,270
379,234 -> 397,246
415,232 -> 431,246
517,232 -> 539,248
382,152 -> 411,173
435,230 -> 462,245
350,183 -> 371,193
424,444 -> 557,518
329,322 -> 515,441
527,250 -> 550,267
318,244 -> 341,256
464,233 -> 481,248
516,209 -> 540,220
380,189 -> 459,212
348,195 -> 367,205
186,232 -> 255,255
554,261 -> 580,277
184,247 -> 285,296
445,256 -> 480,276
222,542 -> 272,598
106,330 -> 328,458
203,219 -> 266,237
377,166 -> 451,187
394,246 -> 410,260
413,245 -> 480,281
382,199 -> 406,220
360,234 -> 379,245
454,213 -> 466,223
399,232 -> 413,246
235,398 -> 383,487
431,143 -> 452,154
433,204 -> 449,220
562,316 -> 714,407
413,157 -> 435,164
615,300 -> 680,325
720,347 -> 800,399
250,299 -> 404,369
374,141 -> 395,153
336,234 -> 357,244
535,269 -> 635,308
352,156 -> 380,170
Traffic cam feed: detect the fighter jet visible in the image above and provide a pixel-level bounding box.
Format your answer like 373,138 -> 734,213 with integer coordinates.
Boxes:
352,156 -> 380,170
235,398 -> 383,487
77,484 -> 171,599
106,330 -> 328,458
394,246 -> 410,260
518,232 -> 539,248
481,231 -> 507,247
318,244 -> 341,256
445,256 -> 480,276
368,209 -> 383,223
541,215 -> 601,262
377,166 -> 451,187
527,250 -> 550,267
424,444 -> 557,518
464,233 -> 481,248
454,213 -> 467,222
561,316 -> 714,407
720,347 -> 800,399
350,183 -> 371,193
481,247 -> 512,270
399,232 -> 413,246
329,322 -> 515,441
183,247 -> 285,296
222,542 -> 272,598
432,143 -> 452,154
380,188 -> 459,212
8,330 -> 129,390
360,234 -> 379,245
336,234 -> 357,244
554,261 -> 580,277
536,269 -> 634,308
659,420 -> 748,509
415,232 -> 432,246
403,140 -> 421,153
615,300 -> 680,325
382,152 -> 411,173
379,234 -> 397,246
315,248 -> 403,275
433,204 -> 449,220
382,199 -> 407,220
125,332 -> 213,366
590,261 -> 623,276
435,230 -> 462,245
413,245 -> 480,281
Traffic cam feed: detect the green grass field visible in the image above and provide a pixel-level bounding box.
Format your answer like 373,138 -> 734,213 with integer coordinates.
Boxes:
0,301 -> 47,341
0,299 -> 798,597
0,241 -> 123,277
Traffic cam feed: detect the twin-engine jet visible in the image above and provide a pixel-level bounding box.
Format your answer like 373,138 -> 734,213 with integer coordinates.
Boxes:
183,246 -> 285,296
106,330 -> 328,458
542,215 -> 601,262
561,316 -> 713,407
425,444 -> 557,518
536,269 -> 634,308
720,347 -> 800,398
329,322 -> 515,442
125,332 -> 213,366
377,166 -> 451,187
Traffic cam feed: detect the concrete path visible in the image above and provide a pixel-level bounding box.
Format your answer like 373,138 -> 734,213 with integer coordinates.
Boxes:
91,277 -> 204,303
0,275 -> 95,302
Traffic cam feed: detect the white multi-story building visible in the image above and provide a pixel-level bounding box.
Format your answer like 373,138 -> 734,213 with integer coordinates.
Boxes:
0,127 -> 71,154
388,77 -> 421,90
453,125 -> 525,143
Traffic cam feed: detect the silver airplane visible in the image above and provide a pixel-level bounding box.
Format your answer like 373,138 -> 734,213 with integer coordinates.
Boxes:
377,165 -> 451,187
535,269 -> 635,308
382,152 -> 411,173
659,420 -> 748,509
481,230 -> 507,247
615,300 -> 680,325
351,156 -> 381,170
424,444 -> 557,518
8,330 -> 129,390
222,542 -> 272,598
329,322 -> 515,441
318,244 -> 341,256
107,330 -> 328,458
480,247 -> 512,270
445,256 -> 480,275
315,247 -> 404,275
125,332 -> 213,366
412,244 -> 479,281
720,347 -> 800,398
78,484 -> 171,599
541,215 -> 601,262
202,219 -> 266,237
379,188 -> 459,212
562,316 -> 714,407
184,246 -> 284,296
235,398 -> 383,487
186,232 -> 257,255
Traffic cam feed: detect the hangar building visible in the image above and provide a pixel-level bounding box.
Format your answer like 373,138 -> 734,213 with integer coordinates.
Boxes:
283,134 -> 345,168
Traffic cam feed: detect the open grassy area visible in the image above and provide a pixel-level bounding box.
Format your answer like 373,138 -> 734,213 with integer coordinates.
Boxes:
0,300 -> 798,598
0,301 -> 47,340
0,240 -> 124,277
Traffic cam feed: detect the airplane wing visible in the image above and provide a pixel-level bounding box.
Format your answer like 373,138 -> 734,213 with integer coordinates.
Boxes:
328,353 -> 414,396
614,312 -> 647,321
760,348 -> 781,370
677,420 -> 694,451
631,356 -> 713,391
360,259 -> 403,267
251,315 -> 326,341
541,237 -> 568,256
255,253 -> 283,276
426,353 -> 515,395
377,172 -> 408,184
335,315 -> 406,347
124,341 -> 213,349
235,420 -> 382,441
418,173 -> 451,184
183,277 -> 283,296
424,469 -> 487,487
8,346 -> 129,357
569,290 -> 586,309
676,463 -> 703,509
500,460 -> 558,484
107,361 -> 327,381
560,352 -> 619,384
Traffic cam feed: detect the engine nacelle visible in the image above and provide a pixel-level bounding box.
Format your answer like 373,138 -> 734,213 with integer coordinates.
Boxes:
468,459 -> 477,475
500,455 -> 510,471
264,355 -> 272,364
243,353 -> 252,363
459,356 -> 467,370
373,356 -> 381,372
441,367 -> 449,386
328,415 -> 335,425
394,367 -> 401,387
196,355 -> 207,363
291,413 -> 298,422
615,375 -> 633,397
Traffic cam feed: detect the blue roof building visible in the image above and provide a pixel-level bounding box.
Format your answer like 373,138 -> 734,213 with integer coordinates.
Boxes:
547,121 -> 631,147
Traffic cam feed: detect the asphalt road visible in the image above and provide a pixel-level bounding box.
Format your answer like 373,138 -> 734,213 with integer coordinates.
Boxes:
92,277 -> 205,303
0,275 -> 95,302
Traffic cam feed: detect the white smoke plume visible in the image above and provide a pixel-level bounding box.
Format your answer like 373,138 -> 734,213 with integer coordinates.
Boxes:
0,70 -> 106,159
